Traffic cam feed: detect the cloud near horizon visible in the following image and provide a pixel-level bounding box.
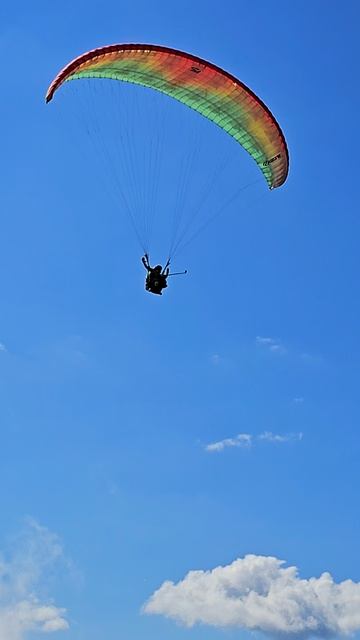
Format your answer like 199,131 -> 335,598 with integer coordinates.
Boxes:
205,433 -> 252,452
205,431 -> 302,452
259,431 -> 303,443
0,519 -> 69,639
143,554 -> 360,638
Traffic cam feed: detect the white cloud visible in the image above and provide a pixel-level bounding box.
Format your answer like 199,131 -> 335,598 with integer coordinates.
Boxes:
0,519 -> 69,639
143,554 -> 360,638
256,338 -> 322,366
256,336 -> 286,354
293,397 -> 304,404
259,431 -> 303,443
205,433 -> 252,452
205,431 -> 302,452
0,343 -> 6,352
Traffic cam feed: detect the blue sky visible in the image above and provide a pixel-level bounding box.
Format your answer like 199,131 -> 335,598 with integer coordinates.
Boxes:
1,1 -> 360,639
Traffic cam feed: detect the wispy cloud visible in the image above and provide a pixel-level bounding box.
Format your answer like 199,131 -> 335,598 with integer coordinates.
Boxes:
143,554 -> 360,638
258,431 -> 303,443
0,342 -> 6,352
205,433 -> 252,452
205,431 -> 302,452
256,337 -> 323,367
256,336 -> 286,354
0,519 -> 69,639
293,396 -> 304,404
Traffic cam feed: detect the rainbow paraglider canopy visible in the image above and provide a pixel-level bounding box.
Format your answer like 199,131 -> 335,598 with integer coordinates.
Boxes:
46,43 -> 289,189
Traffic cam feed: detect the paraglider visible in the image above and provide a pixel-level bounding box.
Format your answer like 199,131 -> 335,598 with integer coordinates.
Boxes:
46,43 -> 289,295
141,255 -> 188,296
141,254 -> 170,295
